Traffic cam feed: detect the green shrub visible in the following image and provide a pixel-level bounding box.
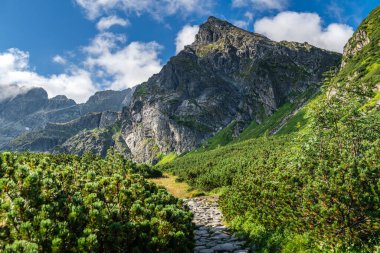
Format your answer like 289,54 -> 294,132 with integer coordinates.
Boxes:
0,151 -> 193,252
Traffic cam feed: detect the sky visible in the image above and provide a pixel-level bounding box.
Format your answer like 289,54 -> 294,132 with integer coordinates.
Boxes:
0,0 -> 378,103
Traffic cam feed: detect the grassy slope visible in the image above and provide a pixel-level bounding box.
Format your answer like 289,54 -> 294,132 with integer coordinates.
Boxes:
161,135 -> 295,191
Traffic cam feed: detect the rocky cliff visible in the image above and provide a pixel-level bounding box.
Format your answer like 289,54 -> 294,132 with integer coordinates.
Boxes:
119,17 -> 341,162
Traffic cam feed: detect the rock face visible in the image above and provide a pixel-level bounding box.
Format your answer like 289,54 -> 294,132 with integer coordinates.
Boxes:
119,17 -> 341,162
81,89 -> 134,114
58,128 -> 129,158
342,29 -> 371,67
0,88 -> 134,149
0,88 -> 79,146
1,17 -> 341,160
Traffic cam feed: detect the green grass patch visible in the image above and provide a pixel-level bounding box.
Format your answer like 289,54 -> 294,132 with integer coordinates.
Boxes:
235,102 -> 295,142
194,121 -> 237,152
156,152 -> 178,166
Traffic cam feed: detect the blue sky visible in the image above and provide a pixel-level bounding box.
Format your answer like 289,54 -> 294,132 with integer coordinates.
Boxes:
0,0 -> 378,102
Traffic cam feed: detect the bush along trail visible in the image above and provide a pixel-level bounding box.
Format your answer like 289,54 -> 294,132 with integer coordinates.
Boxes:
151,174 -> 251,252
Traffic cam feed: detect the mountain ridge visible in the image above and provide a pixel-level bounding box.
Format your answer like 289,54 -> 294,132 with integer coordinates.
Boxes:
1,16 -> 341,162
0,87 -> 134,149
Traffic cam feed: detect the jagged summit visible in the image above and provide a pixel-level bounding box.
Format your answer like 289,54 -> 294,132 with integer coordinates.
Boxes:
22,87 -> 49,99
204,16 -> 233,27
194,16 -> 268,45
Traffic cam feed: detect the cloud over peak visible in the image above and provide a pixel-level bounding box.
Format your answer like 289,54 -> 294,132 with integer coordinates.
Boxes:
0,32 -> 164,103
85,32 -> 163,90
0,48 -> 95,103
175,25 -> 199,54
254,11 -> 354,53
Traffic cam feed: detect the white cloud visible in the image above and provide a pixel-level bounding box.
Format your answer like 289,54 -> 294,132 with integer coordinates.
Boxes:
83,32 -> 126,55
232,0 -> 287,11
75,0 -> 214,20
233,11 -> 254,30
175,25 -> 199,54
233,20 -> 249,29
254,11 -> 354,53
96,15 -> 129,31
84,32 -> 163,90
52,55 -> 67,64
0,85 -> 29,102
0,33 -> 164,103
0,49 -> 96,103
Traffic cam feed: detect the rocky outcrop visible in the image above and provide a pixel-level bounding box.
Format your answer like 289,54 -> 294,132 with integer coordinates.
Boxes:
120,16 -> 341,162
80,88 -> 133,114
342,29 -> 371,67
57,128 -> 129,157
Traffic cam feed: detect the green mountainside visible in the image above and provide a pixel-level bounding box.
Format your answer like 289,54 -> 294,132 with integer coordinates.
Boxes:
161,5 -> 380,252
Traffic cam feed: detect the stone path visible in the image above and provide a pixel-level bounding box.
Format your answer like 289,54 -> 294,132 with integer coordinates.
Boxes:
184,196 -> 250,253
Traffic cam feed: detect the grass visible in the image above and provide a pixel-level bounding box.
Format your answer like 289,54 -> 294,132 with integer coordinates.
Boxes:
235,102 -> 295,142
155,152 -> 178,166
193,121 -> 237,152
149,173 -> 202,198
276,108 -> 307,135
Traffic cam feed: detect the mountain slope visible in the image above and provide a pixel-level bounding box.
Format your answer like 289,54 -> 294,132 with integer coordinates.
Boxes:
162,6 -> 380,252
163,6 -> 380,192
119,17 -> 340,162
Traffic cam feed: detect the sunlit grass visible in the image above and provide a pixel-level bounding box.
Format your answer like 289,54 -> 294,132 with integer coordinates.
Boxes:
149,173 -> 203,198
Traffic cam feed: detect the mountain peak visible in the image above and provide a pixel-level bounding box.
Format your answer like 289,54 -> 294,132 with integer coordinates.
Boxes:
205,16 -> 232,26
195,16 -> 244,45
192,16 -> 269,46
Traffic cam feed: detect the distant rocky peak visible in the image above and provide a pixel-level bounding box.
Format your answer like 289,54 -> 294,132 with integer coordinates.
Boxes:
48,95 -> 77,109
51,95 -> 70,100
19,87 -> 48,100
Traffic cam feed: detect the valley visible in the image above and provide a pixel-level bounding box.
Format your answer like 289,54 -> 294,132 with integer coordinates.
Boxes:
0,3 -> 379,253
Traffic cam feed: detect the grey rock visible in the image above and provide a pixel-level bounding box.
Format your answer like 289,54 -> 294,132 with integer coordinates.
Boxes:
212,242 -> 236,251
